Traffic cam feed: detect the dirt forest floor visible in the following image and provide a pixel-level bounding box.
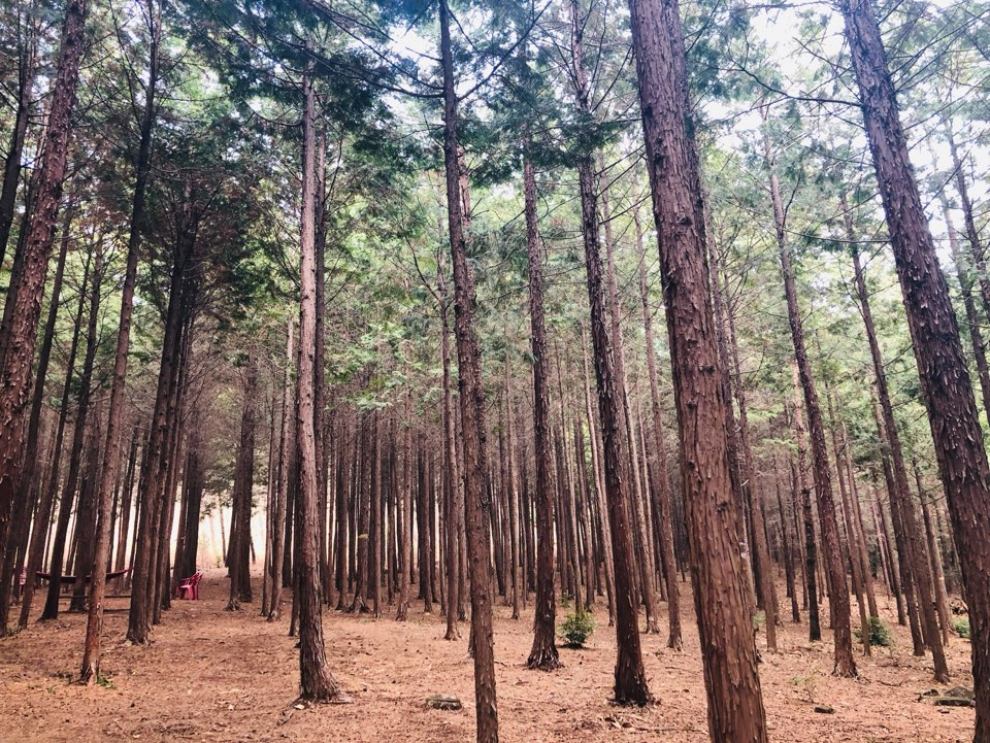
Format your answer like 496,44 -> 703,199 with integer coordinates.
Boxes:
0,568 -> 976,742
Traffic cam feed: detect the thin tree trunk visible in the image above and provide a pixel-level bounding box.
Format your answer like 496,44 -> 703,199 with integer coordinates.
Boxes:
521,155 -> 559,666
852,243 -> 948,680
0,11 -> 36,266
767,141 -> 855,676
269,318 -> 294,620
41,248 -> 101,621
79,0 -> 159,679
226,355 -> 257,610
634,210 -> 681,649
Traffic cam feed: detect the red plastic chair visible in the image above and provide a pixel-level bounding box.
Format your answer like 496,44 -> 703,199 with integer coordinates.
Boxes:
177,570 -> 204,600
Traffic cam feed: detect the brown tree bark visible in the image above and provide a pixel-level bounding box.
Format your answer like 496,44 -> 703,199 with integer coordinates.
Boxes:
41,247 -> 101,621
438,1 -> 499,735
295,74 -> 344,703
0,0 -> 90,589
852,244 -> 948,680
841,0 -> 990,728
769,152 -> 856,676
269,318 -> 294,620
226,355 -> 257,610
634,211 -> 682,649
79,0 -> 159,679
627,0 -> 767,733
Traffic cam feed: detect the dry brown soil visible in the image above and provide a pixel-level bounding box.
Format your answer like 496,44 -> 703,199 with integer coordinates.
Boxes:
0,568 -> 975,742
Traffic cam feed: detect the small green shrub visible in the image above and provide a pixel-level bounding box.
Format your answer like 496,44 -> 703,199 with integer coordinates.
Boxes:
952,617 -> 970,639
752,610 -> 766,630
854,616 -> 893,647
560,611 -> 594,648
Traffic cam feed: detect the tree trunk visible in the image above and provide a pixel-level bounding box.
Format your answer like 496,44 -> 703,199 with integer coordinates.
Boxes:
627,0 -> 767,733
80,5 -> 159,674
852,243 -> 948,680
521,155 -> 559,666
714,239 -> 777,651
41,248 -> 100,621
0,12 -> 36,266
440,269 -> 461,639
269,318 -> 294,620
295,74 -> 343,703
0,209 -> 72,629
438,2 -> 499,736
841,0 -> 990,728
227,355 -> 257,610
634,211 -> 682,649
0,0 -> 90,589
769,154 -> 856,676
939,194 -> 990,422
126,188 -> 194,643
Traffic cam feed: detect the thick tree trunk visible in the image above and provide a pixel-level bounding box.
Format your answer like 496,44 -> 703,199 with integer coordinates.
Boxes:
627,0 -> 766,734
438,2 -> 499,736
295,74 -> 343,703
0,0 -> 90,589
841,0 -> 990,730
0,14 -> 36,266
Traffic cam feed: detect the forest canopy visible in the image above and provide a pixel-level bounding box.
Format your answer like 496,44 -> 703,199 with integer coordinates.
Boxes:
0,0 -> 988,741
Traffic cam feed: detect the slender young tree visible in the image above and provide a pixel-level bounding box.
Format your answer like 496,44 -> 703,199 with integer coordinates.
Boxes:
767,143 -> 856,676
634,210 -> 681,650
522,155 -> 560,670
80,2 -> 160,678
